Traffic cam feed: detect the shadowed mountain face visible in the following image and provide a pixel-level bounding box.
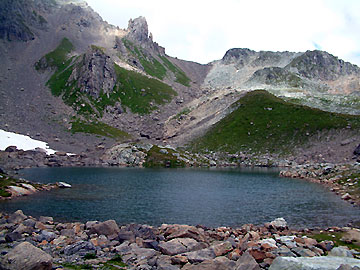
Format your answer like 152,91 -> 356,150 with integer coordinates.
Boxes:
0,0 -> 52,41
0,0 -> 359,155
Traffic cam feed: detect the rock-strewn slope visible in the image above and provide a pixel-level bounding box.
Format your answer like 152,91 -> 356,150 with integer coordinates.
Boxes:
1,211 -> 360,270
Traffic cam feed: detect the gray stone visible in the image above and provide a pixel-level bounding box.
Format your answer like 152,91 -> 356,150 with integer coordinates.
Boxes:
329,247 -> 354,258
269,256 -> 360,270
5,232 -> 22,242
184,248 -> 216,263
90,220 -> 120,237
159,239 -> 187,256
7,210 -> 27,224
117,230 -> 135,242
182,257 -> 236,270
269,218 -> 288,230
63,240 -> 96,256
156,255 -> 180,270
0,241 -> 52,270
292,247 -> 316,257
60,229 -> 75,237
336,265 -> 359,270
13,224 -> 33,234
39,216 -> 53,224
236,251 -> 261,270
23,219 -> 36,228
38,230 -> 56,242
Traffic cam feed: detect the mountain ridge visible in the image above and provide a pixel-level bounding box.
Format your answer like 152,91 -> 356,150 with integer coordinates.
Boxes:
0,0 -> 359,159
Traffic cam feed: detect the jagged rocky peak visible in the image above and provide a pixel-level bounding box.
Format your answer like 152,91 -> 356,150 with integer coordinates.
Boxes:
69,46 -> 116,98
221,48 -> 256,65
287,50 -> 360,81
125,16 -> 165,54
127,16 -> 150,43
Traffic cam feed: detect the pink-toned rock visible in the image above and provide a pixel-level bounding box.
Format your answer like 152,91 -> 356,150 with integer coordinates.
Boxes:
303,237 -> 318,247
211,241 -> 233,256
249,249 -> 267,263
162,224 -> 207,242
171,255 -> 188,265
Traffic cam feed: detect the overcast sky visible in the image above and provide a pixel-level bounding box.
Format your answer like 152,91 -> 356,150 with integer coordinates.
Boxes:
86,0 -> 360,65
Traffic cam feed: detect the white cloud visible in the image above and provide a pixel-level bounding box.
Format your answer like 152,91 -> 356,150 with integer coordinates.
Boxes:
86,0 -> 360,65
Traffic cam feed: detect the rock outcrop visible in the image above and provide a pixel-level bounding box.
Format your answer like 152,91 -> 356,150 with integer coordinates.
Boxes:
69,46 -> 116,98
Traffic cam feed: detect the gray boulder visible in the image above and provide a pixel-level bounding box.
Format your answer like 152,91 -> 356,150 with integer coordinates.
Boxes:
236,252 -> 261,270
159,239 -> 187,256
89,220 -> 120,237
7,210 -> 27,224
0,241 -> 52,270
184,248 -> 216,264
329,247 -> 354,258
63,241 -> 96,256
269,256 -> 360,270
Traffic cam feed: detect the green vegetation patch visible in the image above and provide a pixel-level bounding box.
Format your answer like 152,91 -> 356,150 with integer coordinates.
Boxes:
122,39 -> 167,80
70,119 -> 131,140
35,39 -> 100,117
36,38 -> 176,117
159,55 -> 191,86
90,45 -> 106,53
190,90 -> 360,154
144,145 -> 186,168
122,39 -> 190,86
308,231 -> 360,252
60,255 -> 127,270
0,173 -> 19,197
113,64 -> 177,114
35,38 -> 74,70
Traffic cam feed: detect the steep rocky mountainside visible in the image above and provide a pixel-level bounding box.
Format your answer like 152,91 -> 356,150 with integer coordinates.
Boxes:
0,0 -> 359,158
203,48 -> 360,115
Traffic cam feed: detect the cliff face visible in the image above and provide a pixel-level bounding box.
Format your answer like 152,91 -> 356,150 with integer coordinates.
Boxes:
0,0 -> 51,41
69,47 -> 117,99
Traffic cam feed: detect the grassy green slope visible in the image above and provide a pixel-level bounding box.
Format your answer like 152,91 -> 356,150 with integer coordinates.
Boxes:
112,65 -> 177,114
190,90 -> 360,154
36,38 -> 177,116
122,38 -> 191,86
70,119 -> 131,140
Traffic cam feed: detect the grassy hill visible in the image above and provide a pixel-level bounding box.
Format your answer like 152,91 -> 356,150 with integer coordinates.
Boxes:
190,90 -> 360,154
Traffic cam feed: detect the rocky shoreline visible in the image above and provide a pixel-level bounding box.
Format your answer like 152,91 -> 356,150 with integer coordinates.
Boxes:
0,210 -> 360,270
1,144 -> 360,206
279,163 -> 360,206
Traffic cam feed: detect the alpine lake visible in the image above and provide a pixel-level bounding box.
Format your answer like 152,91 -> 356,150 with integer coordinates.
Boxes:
1,167 -> 359,228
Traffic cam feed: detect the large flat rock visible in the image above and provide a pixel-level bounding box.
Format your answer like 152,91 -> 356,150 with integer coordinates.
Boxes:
269,256 -> 360,270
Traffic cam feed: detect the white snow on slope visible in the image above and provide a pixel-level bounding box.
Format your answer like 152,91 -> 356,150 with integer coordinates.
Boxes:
0,129 -> 56,155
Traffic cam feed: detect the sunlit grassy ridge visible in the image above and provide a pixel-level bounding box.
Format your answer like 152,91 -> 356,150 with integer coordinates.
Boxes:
190,90 -> 360,154
122,38 -> 190,86
36,38 -> 177,117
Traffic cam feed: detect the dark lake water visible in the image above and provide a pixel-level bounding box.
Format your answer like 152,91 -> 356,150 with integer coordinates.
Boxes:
1,167 -> 359,228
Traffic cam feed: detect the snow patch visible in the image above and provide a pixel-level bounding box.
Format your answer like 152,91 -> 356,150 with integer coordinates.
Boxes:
0,129 -> 56,155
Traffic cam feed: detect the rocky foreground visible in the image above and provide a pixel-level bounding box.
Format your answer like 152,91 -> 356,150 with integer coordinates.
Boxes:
0,211 -> 360,270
